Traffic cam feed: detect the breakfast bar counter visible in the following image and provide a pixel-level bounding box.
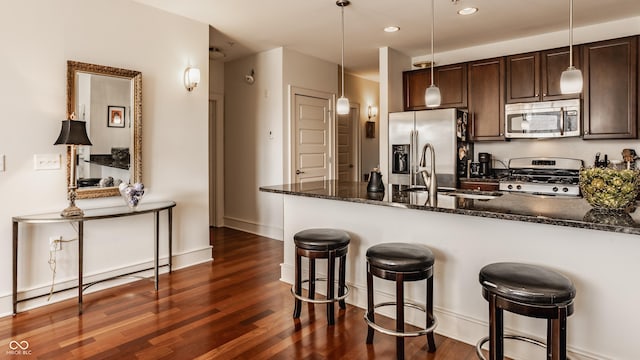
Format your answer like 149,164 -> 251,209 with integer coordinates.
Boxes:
260,180 -> 640,359
261,180 -> 640,235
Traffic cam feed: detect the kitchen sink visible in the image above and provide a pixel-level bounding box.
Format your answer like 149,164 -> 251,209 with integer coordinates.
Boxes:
400,187 -> 502,200
401,186 -> 429,193
438,189 -> 503,200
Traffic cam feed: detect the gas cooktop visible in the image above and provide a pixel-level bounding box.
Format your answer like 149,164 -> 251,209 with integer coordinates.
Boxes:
499,157 -> 583,196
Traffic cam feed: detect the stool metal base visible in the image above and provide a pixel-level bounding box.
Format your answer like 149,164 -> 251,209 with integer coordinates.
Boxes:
476,335 -> 571,360
364,301 -> 438,337
290,278 -> 350,304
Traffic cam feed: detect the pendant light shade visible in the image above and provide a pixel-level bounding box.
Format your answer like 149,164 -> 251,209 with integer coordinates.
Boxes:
336,96 -> 350,115
426,85 -> 441,108
425,0 -> 441,108
560,66 -> 583,94
560,0 -> 583,94
336,0 -> 350,115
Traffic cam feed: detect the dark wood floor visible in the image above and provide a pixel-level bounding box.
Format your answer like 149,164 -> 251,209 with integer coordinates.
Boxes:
0,227 -> 483,359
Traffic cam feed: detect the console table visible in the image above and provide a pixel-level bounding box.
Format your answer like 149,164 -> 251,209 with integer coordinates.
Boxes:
12,200 -> 176,315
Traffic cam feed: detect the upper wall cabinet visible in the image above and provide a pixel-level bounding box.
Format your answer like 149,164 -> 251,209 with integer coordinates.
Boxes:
506,47 -> 581,103
402,63 -> 467,110
468,57 -> 505,141
403,68 -> 430,110
435,63 -> 468,108
583,36 -> 638,139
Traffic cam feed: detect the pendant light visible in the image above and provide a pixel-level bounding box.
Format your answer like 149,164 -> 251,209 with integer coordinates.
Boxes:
425,0 -> 441,107
560,0 -> 583,94
336,0 -> 350,115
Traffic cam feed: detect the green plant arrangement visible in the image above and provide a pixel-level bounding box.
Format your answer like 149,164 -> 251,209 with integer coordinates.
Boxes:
579,167 -> 640,211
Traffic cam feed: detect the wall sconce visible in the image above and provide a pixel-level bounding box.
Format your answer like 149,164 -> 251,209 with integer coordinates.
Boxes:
367,105 -> 378,120
244,69 -> 255,85
184,66 -> 201,91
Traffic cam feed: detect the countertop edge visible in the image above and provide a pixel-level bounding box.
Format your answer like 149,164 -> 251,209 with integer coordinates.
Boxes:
260,186 -> 640,236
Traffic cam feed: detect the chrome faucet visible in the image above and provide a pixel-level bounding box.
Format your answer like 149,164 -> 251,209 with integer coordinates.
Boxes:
419,143 -> 438,206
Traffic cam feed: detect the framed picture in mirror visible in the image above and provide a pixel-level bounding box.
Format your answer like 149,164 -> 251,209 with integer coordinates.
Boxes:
108,105 -> 126,128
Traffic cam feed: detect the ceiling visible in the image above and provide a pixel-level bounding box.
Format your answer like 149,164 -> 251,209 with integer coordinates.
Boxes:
135,0 -> 639,80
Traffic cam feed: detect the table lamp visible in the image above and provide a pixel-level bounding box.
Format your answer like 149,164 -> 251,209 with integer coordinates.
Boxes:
54,114 -> 92,217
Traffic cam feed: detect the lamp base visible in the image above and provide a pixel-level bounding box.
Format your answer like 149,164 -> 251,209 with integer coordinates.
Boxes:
60,204 -> 84,217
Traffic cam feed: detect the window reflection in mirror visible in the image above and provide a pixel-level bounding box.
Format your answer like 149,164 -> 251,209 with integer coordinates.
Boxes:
66,61 -> 142,199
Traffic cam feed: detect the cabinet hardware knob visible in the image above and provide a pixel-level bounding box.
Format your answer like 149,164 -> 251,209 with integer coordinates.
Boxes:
296,170 -> 305,174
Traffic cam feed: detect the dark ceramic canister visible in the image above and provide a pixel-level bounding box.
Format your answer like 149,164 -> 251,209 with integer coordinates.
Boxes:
367,169 -> 385,192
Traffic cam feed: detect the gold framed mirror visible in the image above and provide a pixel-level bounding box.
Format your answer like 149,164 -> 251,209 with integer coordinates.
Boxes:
66,61 -> 142,199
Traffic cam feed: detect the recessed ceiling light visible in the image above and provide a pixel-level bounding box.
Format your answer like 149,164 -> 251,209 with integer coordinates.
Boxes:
458,7 -> 478,15
384,26 -> 400,33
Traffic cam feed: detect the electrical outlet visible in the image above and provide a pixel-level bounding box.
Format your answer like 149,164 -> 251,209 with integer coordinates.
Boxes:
49,236 -> 62,251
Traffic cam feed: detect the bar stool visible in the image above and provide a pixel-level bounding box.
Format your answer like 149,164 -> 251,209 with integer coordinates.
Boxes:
476,262 -> 576,360
364,243 -> 437,360
292,228 -> 350,325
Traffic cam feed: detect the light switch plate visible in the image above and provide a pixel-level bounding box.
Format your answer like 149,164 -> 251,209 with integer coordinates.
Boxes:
0,154 -> 4,171
34,154 -> 61,170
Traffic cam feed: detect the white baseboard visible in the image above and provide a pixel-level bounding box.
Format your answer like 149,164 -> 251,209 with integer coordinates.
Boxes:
280,263 -> 606,360
0,246 -> 212,317
223,216 -> 283,241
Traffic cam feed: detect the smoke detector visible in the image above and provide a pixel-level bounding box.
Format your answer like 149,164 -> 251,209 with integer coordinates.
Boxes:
209,47 -> 225,60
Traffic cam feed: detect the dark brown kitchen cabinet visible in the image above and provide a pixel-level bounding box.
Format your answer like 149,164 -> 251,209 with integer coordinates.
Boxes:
506,47 -> 581,103
468,57 -> 505,141
435,63 -> 467,108
403,68 -> 430,110
583,36 -> 638,139
402,63 -> 467,110
541,46 -> 582,100
506,52 -> 540,103
459,179 -> 499,191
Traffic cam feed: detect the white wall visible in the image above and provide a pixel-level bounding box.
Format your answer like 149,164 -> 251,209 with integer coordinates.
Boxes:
224,48 -> 338,239
224,48 -> 284,238
379,47 -> 411,186
344,73 -> 380,178
0,0 -> 211,315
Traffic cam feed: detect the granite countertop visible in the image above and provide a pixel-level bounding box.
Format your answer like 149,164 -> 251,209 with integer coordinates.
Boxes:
86,154 -> 130,170
259,180 -> 640,235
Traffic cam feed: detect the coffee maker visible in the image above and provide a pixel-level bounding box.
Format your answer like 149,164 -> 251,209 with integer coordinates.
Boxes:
478,152 -> 492,177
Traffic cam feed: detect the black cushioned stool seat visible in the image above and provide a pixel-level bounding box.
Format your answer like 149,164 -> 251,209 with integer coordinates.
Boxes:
365,243 -> 437,360
292,228 -> 350,325
477,262 -> 576,360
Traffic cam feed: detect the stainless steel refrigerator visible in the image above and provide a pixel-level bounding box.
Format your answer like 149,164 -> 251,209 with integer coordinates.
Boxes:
389,108 -> 472,189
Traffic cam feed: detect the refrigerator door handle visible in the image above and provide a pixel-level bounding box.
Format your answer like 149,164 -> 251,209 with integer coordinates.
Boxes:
409,130 -> 414,187
413,130 -> 419,186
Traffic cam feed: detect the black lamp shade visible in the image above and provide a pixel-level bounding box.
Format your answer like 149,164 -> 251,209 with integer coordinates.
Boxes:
54,120 -> 92,146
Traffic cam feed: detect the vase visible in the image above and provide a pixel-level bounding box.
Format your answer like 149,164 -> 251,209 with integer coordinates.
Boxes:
119,183 -> 145,209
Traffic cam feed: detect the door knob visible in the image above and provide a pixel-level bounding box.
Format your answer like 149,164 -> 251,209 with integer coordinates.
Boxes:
296,170 -> 305,175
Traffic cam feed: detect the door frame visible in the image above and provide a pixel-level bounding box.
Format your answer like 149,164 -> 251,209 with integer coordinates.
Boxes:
209,93 -> 224,227
339,102 -> 361,181
287,86 -> 336,184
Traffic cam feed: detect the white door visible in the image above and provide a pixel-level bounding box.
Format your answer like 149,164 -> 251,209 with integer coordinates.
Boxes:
294,93 -> 332,183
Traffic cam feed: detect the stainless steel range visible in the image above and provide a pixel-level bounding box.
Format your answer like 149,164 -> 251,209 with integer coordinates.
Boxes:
499,157 -> 584,196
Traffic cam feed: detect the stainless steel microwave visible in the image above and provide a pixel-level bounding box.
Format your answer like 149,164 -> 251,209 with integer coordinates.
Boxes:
504,99 -> 581,139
